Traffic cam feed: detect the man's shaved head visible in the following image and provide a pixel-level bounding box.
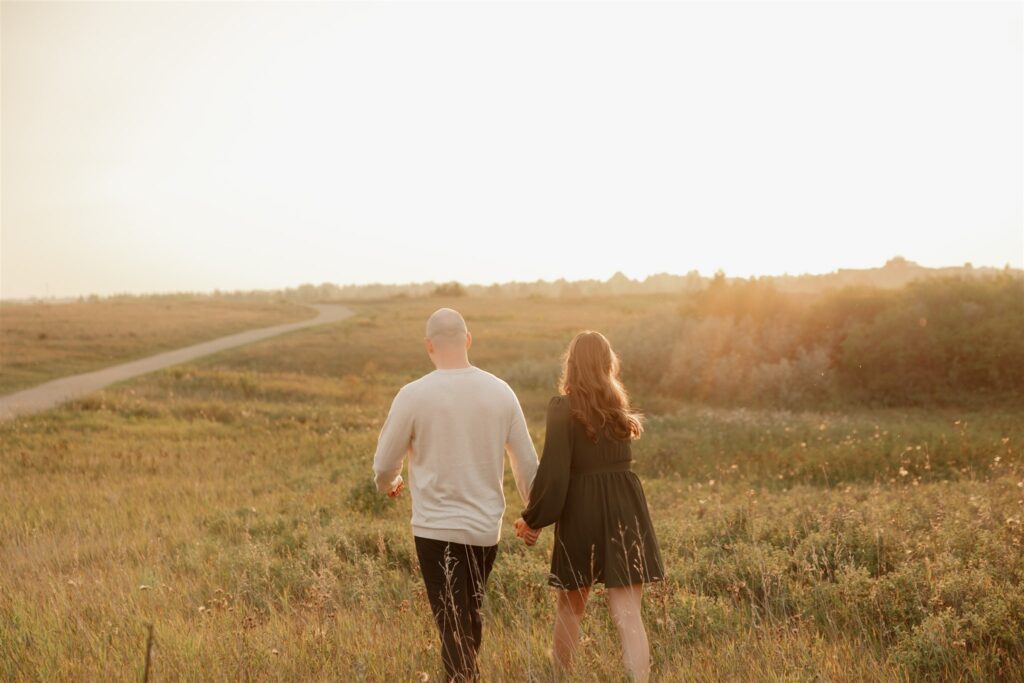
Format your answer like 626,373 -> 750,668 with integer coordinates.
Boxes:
426,308 -> 468,346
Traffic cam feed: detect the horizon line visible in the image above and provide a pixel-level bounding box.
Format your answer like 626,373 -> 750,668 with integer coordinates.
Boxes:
3,256 -> 1021,303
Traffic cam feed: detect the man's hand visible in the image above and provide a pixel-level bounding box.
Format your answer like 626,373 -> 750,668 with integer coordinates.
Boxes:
388,476 -> 404,498
514,518 -> 541,546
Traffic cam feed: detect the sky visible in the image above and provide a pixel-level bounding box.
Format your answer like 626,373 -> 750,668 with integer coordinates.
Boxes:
2,1 -> 1021,299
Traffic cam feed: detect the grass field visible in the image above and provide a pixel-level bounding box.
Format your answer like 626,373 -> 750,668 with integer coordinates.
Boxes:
1,295 -> 1021,681
0,298 -> 312,394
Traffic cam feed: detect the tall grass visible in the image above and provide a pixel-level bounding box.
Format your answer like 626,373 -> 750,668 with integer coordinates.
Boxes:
1,295 -> 1021,681
0,298 -> 310,394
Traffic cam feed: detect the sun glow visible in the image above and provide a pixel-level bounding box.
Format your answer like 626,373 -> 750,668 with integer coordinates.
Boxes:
2,1 -> 1021,299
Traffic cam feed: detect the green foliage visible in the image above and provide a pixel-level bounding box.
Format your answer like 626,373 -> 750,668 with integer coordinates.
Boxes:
2,294 -> 1022,681
837,274 -> 1024,404
620,274 -> 1024,408
346,479 -> 391,516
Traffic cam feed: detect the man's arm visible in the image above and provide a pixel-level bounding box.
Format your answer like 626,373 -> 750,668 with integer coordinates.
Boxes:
372,388 -> 414,494
505,390 -> 539,505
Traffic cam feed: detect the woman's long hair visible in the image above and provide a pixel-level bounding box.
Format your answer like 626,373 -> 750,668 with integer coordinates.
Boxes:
558,330 -> 643,442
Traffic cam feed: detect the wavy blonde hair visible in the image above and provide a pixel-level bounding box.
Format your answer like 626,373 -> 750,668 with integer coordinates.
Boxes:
558,330 -> 643,442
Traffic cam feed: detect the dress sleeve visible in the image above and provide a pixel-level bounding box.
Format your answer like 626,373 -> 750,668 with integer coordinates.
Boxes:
520,396 -> 572,529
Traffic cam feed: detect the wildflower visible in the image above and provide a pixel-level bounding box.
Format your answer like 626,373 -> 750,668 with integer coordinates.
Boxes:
898,467 -> 909,477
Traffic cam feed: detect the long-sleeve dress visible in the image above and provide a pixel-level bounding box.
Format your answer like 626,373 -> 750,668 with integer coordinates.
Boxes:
520,395 -> 665,590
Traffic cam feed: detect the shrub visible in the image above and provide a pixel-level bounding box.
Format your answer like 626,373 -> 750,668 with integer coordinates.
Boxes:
431,282 -> 466,297
618,273 -> 1024,408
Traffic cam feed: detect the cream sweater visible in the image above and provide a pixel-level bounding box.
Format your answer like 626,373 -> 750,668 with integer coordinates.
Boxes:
372,366 -> 539,546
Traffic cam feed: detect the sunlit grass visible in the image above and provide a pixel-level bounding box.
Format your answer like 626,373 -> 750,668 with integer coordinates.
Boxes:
1,295 -> 1021,681
0,297 -> 312,394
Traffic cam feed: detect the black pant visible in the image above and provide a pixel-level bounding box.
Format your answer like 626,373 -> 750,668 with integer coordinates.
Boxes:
414,536 -> 497,682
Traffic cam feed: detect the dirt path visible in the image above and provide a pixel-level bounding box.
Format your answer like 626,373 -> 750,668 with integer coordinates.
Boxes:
0,304 -> 354,421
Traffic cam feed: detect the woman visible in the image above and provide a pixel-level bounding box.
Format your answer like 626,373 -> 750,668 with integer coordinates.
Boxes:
515,331 -> 664,682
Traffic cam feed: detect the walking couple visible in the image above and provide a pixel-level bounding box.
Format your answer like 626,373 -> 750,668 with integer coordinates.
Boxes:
372,308 -> 664,681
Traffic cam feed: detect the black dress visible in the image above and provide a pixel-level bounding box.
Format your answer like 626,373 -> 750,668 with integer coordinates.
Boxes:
520,395 -> 665,590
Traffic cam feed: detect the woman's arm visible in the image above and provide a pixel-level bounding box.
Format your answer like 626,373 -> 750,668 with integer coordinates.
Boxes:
520,396 -> 572,530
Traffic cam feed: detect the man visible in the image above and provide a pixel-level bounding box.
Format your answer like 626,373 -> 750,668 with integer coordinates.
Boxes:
372,308 -> 539,681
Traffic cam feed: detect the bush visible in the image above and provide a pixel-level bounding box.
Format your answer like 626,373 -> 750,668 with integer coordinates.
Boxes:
618,273 -> 1024,408
837,274 -> 1024,404
431,282 -> 466,297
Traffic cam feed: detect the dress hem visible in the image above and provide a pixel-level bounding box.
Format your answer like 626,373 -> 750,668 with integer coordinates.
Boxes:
546,574 -> 666,591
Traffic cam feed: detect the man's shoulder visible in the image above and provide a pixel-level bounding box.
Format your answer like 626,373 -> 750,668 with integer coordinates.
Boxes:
395,372 -> 435,399
397,367 -> 519,404
472,366 -> 509,386
472,367 -> 518,397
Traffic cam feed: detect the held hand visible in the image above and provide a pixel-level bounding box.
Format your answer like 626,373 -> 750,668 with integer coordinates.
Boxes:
513,517 -> 528,536
387,476 -> 404,498
514,518 -> 541,546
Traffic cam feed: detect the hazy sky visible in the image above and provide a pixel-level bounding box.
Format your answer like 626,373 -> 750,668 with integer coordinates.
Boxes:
2,1 -> 1021,299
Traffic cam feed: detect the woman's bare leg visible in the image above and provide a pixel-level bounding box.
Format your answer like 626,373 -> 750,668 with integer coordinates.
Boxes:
553,587 -> 590,673
606,584 -> 650,682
